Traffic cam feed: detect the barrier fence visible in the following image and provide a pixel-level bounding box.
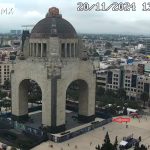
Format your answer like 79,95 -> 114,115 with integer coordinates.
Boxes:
49,118 -> 112,143
0,117 -> 44,138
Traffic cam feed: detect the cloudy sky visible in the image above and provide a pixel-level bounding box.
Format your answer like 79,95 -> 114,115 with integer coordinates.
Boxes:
0,0 -> 150,35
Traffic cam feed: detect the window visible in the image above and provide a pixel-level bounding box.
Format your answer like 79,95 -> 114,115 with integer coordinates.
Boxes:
67,43 -> 70,57
61,43 -> 65,57
71,43 -> 74,57
43,43 -> 47,57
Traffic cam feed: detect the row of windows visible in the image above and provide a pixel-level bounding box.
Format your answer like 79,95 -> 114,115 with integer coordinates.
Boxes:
125,76 -> 131,79
137,86 -> 143,89
113,78 -> 118,81
113,74 -> 119,77
107,85 -> 118,89
125,80 -> 130,83
138,90 -> 143,93
125,88 -> 136,92
61,43 -> 78,58
113,82 -> 118,85
29,43 -> 47,57
0,72 -> 10,74
0,66 -> 10,68
138,82 -> 143,84
125,84 -> 130,87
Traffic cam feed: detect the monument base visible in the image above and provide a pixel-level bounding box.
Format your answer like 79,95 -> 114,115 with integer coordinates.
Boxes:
11,114 -> 29,122
46,124 -> 66,134
78,114 -> 95,123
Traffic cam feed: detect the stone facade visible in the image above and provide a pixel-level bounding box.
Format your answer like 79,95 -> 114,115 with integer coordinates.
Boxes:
11,7 -> 96,133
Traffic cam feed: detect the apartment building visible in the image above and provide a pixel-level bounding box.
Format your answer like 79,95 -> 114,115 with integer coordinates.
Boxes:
0,61 -> 12,85
96,63 -> 148,100
96,68 -> 122,91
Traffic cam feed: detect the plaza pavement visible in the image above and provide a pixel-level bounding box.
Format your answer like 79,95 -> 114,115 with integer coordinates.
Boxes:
32,115 -> 150,150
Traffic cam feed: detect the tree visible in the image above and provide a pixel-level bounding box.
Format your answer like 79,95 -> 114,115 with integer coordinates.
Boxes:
113,136 -> 118,150
140,92 -> 149,107
105,89 -> 116,97
117,88 -> 126,101
0,90 -> 8,99
3,80 -> 11,90
100,132 -> 114,150
95,144 -> 101,150
96,86 -> 105,98
28,80 -> 42,103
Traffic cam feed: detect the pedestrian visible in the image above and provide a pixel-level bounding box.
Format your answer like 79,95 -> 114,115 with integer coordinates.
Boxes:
90,142 -> 92,146
146,116 -> 147,120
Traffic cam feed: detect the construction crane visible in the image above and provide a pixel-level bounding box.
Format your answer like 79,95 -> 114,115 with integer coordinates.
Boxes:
21,25 -> 34,30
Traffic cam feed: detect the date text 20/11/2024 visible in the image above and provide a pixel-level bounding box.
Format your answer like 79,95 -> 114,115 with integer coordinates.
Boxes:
77,2 -> 150,11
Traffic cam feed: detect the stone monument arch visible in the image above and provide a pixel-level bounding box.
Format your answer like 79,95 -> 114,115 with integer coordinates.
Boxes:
11,7 -> 96,133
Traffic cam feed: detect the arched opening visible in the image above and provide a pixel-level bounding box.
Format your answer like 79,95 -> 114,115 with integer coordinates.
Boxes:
17,79 -> 42,128
66,79 -> 89,129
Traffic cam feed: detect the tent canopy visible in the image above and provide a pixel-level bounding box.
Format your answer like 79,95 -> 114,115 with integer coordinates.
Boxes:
119,140 -> 128,146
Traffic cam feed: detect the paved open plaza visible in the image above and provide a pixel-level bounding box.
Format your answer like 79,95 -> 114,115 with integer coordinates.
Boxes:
32,115 -> 150,150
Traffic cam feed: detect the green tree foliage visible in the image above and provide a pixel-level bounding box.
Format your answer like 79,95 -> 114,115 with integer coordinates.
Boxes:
3,79 -> 11,90
105,89 -> 116,97
95,133 -> 120,150
28,81 -> 42,104
0,90 -> 8,99
96,86 -> 105,98
117,89 -> 126,101
140,92 -> 149,107
95,144 -> 101,150
100,132 -> 115,150
113,136 -> 118,150
66,81 -> 80,101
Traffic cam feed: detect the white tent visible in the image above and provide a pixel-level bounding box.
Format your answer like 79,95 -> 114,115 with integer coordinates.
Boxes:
119,140 -> 128,146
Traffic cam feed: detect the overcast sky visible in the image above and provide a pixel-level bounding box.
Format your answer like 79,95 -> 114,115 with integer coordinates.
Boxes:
0,0 -> 150,35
